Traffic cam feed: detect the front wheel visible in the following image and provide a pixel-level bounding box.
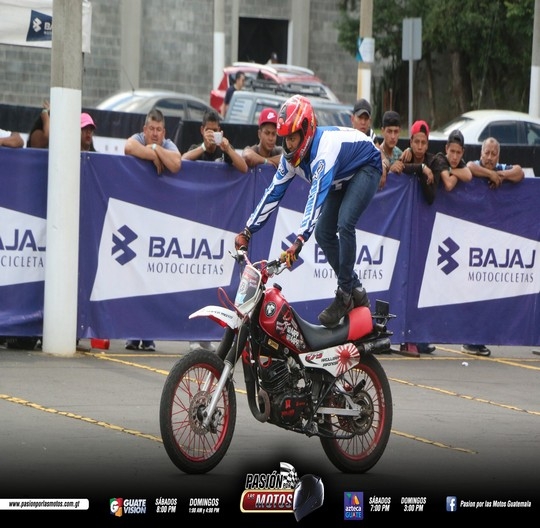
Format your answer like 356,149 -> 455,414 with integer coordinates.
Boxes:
159,350 -> 237,474
320,353 -> 392,473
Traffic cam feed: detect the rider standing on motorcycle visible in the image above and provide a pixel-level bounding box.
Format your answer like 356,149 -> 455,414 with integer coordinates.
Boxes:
235,94 -> 384,328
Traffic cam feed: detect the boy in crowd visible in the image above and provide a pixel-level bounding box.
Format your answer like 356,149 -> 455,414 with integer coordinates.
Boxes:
435,129 -> 472,190
242,107 -> 283,168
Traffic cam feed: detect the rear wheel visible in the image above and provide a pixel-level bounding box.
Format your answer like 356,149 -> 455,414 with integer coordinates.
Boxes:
159,350 -> 236,474
319,353 -> 392,473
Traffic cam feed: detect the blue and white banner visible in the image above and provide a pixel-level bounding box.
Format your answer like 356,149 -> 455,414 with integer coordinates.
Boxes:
0,0 -> 92,53
1,148 -> 539,345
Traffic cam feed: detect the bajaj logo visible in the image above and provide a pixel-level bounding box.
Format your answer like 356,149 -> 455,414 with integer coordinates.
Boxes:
438,237 -> 459,275
27,10 -> 52,42
112,225 -> 138,265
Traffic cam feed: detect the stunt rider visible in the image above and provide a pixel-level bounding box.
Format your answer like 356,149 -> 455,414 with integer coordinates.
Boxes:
235,95 -> 383,328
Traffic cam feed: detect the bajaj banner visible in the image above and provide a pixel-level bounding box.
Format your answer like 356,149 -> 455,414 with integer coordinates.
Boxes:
0,0 -> 92,53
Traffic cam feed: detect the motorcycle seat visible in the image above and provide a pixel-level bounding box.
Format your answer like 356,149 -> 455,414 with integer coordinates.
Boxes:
289,306 -> 372,351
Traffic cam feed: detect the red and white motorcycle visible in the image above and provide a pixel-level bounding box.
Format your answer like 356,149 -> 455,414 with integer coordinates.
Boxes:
160,251 -> 394,474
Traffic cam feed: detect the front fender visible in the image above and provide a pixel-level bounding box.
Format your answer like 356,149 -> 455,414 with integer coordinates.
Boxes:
189,305 -> 242,330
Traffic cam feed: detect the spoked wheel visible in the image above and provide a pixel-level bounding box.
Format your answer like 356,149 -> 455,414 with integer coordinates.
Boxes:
319,353 -> 392,473
159,350 -> 237,474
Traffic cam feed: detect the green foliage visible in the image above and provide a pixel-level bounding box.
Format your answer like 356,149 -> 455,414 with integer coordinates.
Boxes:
336,0 -> 535,114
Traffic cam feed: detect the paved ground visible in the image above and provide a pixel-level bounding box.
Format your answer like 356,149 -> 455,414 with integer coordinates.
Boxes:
1,339 -> 538,525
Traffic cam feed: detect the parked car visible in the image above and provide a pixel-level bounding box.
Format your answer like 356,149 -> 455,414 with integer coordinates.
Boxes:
96,89 -> 214,122
429,110 -> 540,146
223,90 -> 352,127
93,89 -> 215,154
210,62 -> 340,113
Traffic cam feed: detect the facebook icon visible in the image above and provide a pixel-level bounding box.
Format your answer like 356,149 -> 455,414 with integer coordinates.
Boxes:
446,496 -> 457,512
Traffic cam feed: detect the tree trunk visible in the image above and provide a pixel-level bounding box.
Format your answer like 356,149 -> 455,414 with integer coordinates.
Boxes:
450,51 -> 473,113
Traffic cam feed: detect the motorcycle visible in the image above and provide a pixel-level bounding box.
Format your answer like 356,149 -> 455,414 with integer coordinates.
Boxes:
159,251 -> 395,474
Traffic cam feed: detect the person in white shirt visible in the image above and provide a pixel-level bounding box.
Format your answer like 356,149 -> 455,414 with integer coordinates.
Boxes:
0,127 -> 24,148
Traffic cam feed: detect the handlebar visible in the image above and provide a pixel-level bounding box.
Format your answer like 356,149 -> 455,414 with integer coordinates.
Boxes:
232,250 -> 288,278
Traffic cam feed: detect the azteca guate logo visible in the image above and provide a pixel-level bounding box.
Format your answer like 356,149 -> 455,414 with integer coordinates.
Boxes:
438,236 -> 459,275
112,225 -> 138,265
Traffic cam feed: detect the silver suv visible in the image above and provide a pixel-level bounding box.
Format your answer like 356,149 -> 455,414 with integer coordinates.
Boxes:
223,90 -> 353,127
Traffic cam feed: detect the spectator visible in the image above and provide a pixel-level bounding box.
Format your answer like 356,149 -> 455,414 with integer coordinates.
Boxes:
27,100 -> 50,148
235,95 -> 382,328
378,110 -> 404,188
435,129 -> 472,191
399,119 -> 447,355
182,108 -> 247,352
351,98 -> 377,143
0,127 -> 24,148
242,107 -> 283,168
124,109 -> 181,352
400,119 -> 447,205
124,108 -> 181,176
266,52 -> 279,64
80,112 -> 97,152
80,111 -> 107,350
460,137 -> 524,357
221,70 -> 246,116
182,109 -> 248,173
14,109 -> 99,352
466,136 -> 524,189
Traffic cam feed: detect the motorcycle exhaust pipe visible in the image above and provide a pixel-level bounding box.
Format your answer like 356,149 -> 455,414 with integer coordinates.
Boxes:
357,337 -> 391,355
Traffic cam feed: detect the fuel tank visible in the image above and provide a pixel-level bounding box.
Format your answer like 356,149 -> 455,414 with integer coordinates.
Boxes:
259,283 -> 308,353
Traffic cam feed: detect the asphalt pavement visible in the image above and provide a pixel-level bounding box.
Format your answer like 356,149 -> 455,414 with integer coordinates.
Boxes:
1,339 -> 538,525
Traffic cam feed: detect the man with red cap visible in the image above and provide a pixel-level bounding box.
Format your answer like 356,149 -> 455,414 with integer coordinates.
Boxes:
400,119 -> 447,205
242,107 -> 283,168
399,119 -> 448,355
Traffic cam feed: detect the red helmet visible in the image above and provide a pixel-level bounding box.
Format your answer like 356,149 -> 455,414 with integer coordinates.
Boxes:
277,95 -> 316,167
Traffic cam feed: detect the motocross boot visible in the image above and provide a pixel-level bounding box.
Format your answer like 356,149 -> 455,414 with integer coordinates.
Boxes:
318,287 -> 354,328
352,286 -> 370,308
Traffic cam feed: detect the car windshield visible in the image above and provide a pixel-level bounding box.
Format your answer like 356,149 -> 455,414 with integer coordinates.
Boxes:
97,93 -> 156,113
435,116 -> 473,135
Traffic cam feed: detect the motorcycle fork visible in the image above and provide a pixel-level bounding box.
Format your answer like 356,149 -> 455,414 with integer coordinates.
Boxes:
201,322 -> 249,430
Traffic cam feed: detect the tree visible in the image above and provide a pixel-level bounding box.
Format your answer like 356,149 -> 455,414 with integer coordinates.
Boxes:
336,0 -> 535,127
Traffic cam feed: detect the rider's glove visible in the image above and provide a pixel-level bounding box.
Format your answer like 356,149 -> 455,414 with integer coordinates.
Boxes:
235,227 -> 251,251
281,236 -> 304,268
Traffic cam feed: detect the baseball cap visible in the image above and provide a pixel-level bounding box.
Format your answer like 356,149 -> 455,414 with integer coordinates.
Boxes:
410,119 -> 429,138
81,112 -> 96,129
353,98 -> 372,118
447,129 -> 464,147
258,107 -> 278,127
382,110 -> 400,128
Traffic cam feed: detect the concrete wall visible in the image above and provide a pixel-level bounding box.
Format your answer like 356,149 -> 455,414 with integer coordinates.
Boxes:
0,0 -> 359,114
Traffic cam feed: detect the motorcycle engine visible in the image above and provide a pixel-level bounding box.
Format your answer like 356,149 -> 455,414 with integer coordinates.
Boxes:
259,356 -> 312,427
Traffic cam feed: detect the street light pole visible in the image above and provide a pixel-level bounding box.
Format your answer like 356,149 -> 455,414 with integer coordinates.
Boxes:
357,0 -> 373,101
42,0 -> 82,356
529,0 -> 540,117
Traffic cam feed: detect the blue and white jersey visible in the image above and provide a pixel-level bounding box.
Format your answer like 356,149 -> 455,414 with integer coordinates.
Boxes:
246,126 -> 382,242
